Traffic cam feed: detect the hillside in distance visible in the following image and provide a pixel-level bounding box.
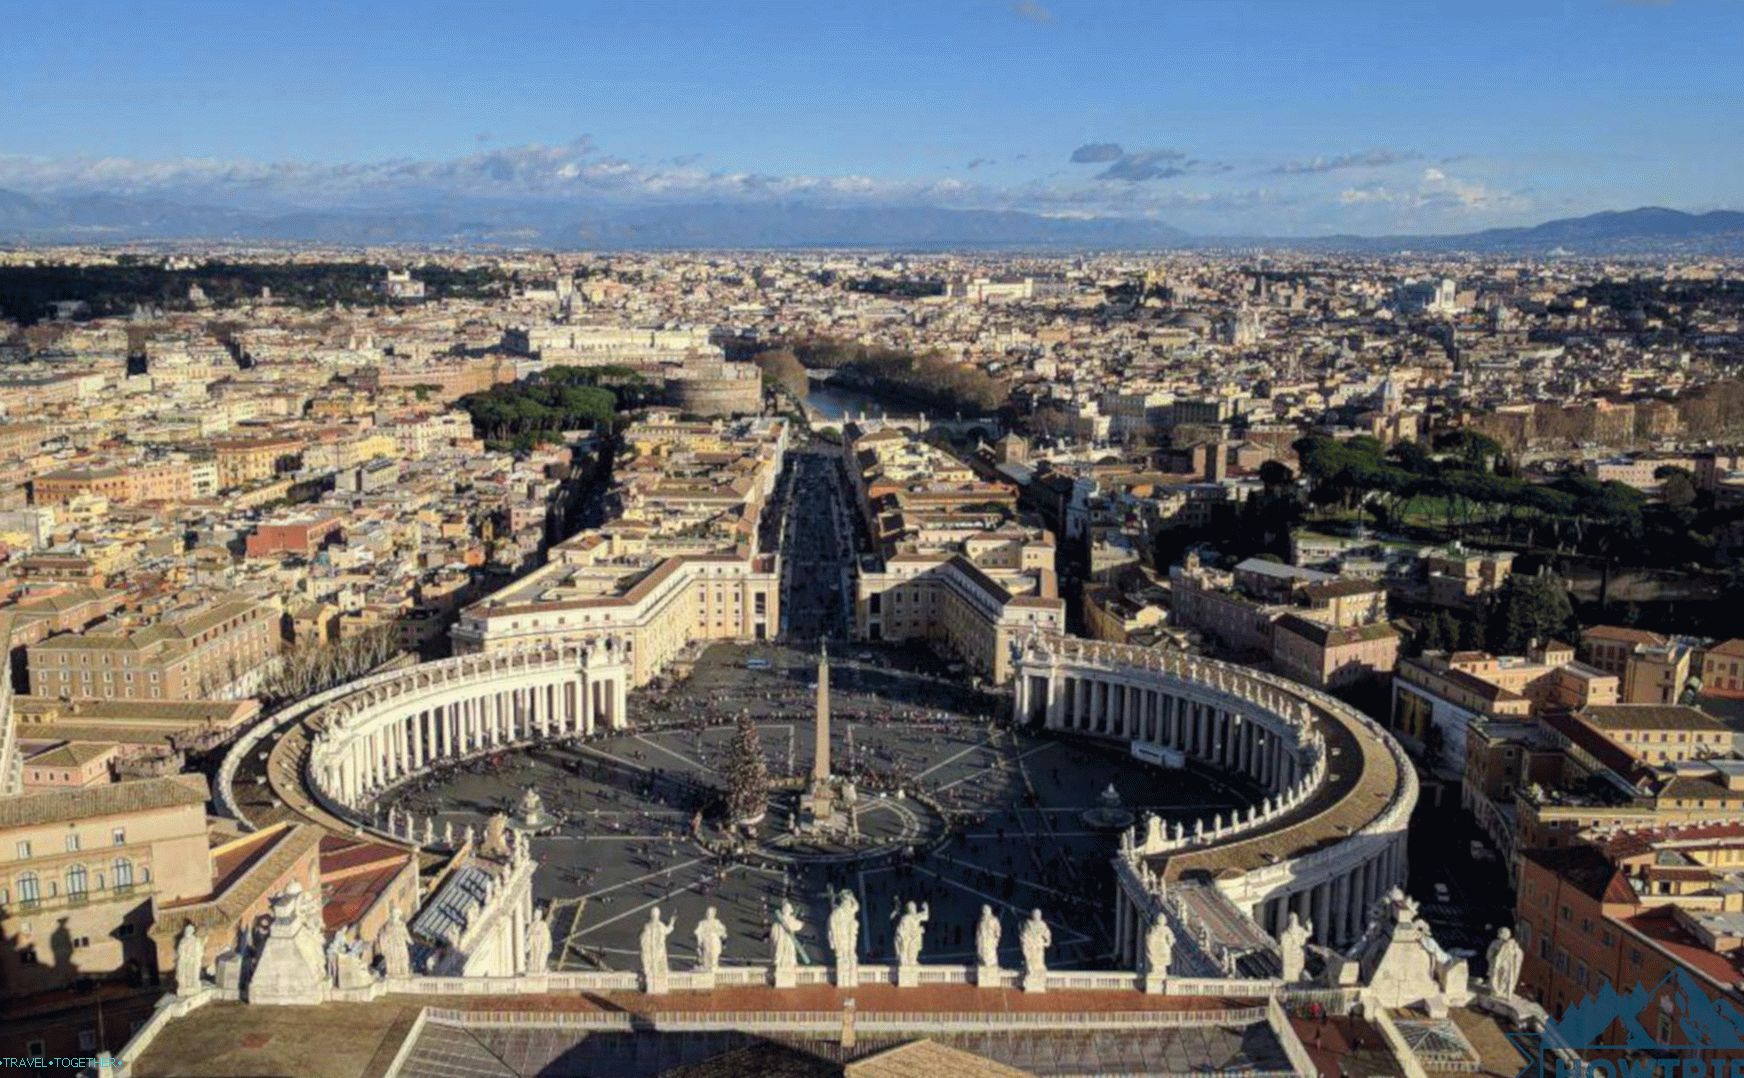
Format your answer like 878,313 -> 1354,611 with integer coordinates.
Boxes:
0,188 -> 1740,253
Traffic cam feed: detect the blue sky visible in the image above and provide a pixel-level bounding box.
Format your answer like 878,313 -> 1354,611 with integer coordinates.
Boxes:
1,0 -> 1739,234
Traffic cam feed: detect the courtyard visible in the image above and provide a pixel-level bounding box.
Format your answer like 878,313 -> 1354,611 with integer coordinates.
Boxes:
379,641 -> 1258,976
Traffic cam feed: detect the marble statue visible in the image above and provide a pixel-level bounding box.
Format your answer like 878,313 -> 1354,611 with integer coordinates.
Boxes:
770,900 -> 805,978
174,923 -> 204,996
376,906 -> 412,979
694,906 -> 727,973
975,905 -> 1001,969
1144,911 -> 1174,976
828,890 -> 860,984
483,813 -> 510,859
893,901 -> 929,968
525,906 -> 553,973
1486,927 -> 1523,999
640,907 -> 676,984
326,927 -> 350,986
1020,909 -> 1051,979
1279,911 -> 1312,983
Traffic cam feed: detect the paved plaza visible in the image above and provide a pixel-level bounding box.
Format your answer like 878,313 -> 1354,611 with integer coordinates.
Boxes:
380,641 -> 1257,975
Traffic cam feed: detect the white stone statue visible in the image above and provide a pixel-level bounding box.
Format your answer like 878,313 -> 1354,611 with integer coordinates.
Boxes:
1144,911 -> 1174,976
1486,927 -> 1523,999
639,907 -> 676,985
828,890 -> 860,984
770,900 -> 804,973
525,906 -> 553,973
1279,911 -> 1312,983
975,905 -> 1001,969
174,923 -> 204,996
325,927 -> 347,987
483,813 -> 511,859
893,901 -> 929,968
694,906 -> 728,973
1020,909 -> 1051,977
376,906 -> 412,979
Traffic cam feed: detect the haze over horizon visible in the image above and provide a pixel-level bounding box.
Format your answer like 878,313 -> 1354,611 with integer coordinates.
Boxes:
2,0 -> 1741,240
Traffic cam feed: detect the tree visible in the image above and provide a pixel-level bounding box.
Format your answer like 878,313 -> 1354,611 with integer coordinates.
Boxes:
1486,573 -> 1576,655
724,715 -> 769,828
1258,460 -> 1295,490
1654,465 -> 1698,511
753,348 -> 809,398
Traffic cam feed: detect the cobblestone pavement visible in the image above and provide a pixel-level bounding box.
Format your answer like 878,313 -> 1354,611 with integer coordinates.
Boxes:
381,641 -> 1258,974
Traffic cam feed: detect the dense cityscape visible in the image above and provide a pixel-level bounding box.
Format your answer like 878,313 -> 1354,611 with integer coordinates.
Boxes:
0,245 -> 1738,1075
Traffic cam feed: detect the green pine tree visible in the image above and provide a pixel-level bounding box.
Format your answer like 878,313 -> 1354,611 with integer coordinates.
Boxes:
725,715 -> 769,827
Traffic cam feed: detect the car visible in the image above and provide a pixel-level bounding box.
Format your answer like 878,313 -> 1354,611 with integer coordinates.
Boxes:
745,658 -> 773,671
1433,883 -> 1451,902
856,652 -> 873,662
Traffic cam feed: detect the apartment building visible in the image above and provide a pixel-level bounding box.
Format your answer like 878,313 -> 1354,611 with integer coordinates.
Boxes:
1516,825 -> 1744,1052
0,774 -> 210,994
27,595 -> 281,702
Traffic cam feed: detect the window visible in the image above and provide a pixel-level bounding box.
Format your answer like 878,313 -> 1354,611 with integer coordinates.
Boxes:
18,872 -> 39,904
66,864 -> 88,898
15,840 -> 30,859
66,833 -> 81,853
111,828 -> 125,846
114,858 -> 133,889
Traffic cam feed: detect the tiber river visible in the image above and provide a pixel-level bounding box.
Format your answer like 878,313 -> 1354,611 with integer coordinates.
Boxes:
801,375 -> 921,422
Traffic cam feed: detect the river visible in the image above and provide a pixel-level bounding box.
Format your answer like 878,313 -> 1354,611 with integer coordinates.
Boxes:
802,377 -> 921,421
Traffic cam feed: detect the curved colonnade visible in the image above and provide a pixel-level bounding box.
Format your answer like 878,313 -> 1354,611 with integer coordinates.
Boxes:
224,628 -> 1413,975
301,641 -> 632,838
1012,634 -> 1416,956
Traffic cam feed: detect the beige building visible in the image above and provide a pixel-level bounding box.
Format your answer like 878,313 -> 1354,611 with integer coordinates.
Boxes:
1270,613 -> 1400,690
0,774 -> 210,994
451,544 -> 780,686
27,595 -> 281,702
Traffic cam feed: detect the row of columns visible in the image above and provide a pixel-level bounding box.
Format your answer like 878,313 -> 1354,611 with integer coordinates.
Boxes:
1256,836 -> 1407,949
325,671 -> 626,803
1024,668 -> 1301,795
1020,663 -> 1407,952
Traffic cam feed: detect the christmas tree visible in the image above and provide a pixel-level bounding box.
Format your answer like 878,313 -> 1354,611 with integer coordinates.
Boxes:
724,715 -> 769,827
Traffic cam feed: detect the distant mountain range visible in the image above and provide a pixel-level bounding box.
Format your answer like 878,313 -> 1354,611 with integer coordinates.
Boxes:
0,188 -> 1740,253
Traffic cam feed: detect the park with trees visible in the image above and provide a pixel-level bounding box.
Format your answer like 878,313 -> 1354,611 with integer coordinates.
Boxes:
458,364 -> 659,452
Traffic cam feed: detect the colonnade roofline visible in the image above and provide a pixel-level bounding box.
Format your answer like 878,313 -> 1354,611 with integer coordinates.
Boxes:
298,639 -> 634,839
1011,631 -> 1417,952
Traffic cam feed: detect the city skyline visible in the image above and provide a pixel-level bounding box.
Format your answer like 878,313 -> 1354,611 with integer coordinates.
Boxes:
2,0 -> 1741,237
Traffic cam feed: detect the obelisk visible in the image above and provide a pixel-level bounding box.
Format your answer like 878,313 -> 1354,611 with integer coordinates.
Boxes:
813,640 -> 831,783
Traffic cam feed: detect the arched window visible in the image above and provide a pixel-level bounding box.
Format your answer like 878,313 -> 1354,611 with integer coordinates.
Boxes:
66,864 -> 87,898
114,858 -> 133,889
18,872 -> 39,904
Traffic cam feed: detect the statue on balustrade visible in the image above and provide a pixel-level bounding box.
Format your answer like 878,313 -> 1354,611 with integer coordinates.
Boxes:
893,900 -> 929,968
525,906 -> 553,973
1144,911 -> 1174,976
640,907 -> 676,983
1279,911 -> 1312,983
770,900 -> 805,975
975,905 -> 1001,969
828,889 -> 859,984
695,906 -> 728,972
1020,909 -> 1051,978
483,813 -> 511,859
174,923 -> 205,997
1486,926 -> 1523,1000
377,905 -> 412,979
